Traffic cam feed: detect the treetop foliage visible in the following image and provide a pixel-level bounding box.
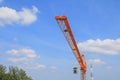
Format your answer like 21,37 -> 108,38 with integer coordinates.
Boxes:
0,64 -> 32,80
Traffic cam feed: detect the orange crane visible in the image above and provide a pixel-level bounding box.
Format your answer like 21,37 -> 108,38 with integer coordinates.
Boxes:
55,16 -> 87,80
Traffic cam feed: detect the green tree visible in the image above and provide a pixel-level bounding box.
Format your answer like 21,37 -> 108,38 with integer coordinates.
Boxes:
0,65 -> 6,80
9,66 -> 32,80
0,64 -> 33,80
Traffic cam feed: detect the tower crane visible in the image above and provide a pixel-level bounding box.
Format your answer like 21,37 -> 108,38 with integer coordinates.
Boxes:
55,16 -> 87,80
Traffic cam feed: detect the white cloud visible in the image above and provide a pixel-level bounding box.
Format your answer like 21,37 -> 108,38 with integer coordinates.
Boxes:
78,38 -> 120,55
25,64 -> 46,70
6,47 -> 46,70
88,59 -> 106,65
35,64 -> 46,69
6,48 -> 38,63
0,0 -> 3,3
8,57 -> 28,63
106,66 -> 112,70
50,66 -> 57,72
0,6 -> 39,26
20,62 -> 46,70
7,48 -> 37,58
50,66 -> 57,70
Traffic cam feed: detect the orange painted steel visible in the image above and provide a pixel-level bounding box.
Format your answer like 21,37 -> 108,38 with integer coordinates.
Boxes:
55,16 -> 87,75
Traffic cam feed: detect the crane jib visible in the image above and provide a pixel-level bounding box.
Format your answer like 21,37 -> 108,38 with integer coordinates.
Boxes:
55,16 -> 87,73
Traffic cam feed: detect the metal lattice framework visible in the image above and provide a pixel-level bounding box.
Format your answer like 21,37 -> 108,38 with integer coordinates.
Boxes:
55,16 -> 87,80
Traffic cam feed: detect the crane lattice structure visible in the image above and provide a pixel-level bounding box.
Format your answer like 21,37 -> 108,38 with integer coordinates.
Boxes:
55,16 -> 87,80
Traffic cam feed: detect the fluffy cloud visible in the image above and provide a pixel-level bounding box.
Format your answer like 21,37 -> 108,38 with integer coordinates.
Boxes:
50,66 -> 57,70
35,64 -> 46,69
88,59 -> 106,65
18,62 -> 46,70
7,48 -> 37,58
6,48 -> 46,70
78,38 -> 120,55
0,0 -> 3,3
0,6 -> 39,26
8,57 -> 28,63
6,48 -> 37,63
50,66 -> 57,72
24,64 -> 46,70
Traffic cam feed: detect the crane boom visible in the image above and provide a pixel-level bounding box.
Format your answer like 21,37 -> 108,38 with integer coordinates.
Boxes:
55,16 -> 87,80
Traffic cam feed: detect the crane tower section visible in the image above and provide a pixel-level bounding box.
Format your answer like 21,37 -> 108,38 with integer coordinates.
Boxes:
55,16 -> 87,74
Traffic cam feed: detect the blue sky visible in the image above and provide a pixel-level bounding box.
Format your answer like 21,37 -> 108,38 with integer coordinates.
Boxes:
0,0 -> 120,80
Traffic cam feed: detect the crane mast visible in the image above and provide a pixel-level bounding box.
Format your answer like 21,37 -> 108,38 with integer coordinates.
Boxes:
55,16 -> 87,80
